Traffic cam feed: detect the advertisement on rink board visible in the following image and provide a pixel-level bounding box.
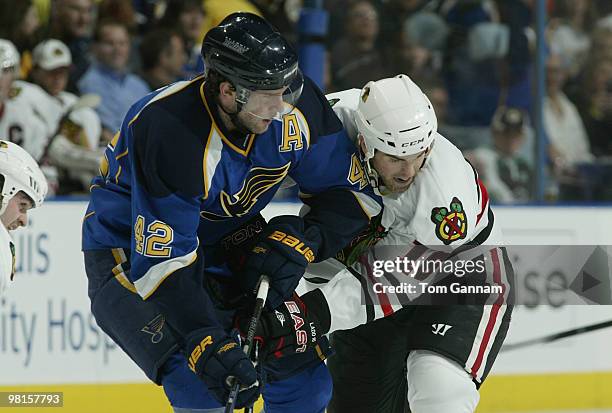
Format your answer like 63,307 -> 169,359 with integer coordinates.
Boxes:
0,201 -> 146,385
1,202 -> 612,385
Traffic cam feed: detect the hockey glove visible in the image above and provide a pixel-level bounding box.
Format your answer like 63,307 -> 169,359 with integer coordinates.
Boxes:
186,328 -> 260,408
236,290 -> 331,361
243,215 -> 319,309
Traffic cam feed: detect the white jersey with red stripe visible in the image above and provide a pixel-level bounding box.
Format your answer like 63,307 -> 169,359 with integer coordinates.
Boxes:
305,89 -> 508,335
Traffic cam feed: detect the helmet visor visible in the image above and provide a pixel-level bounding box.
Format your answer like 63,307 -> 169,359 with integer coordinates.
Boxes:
239,69 -> 303,121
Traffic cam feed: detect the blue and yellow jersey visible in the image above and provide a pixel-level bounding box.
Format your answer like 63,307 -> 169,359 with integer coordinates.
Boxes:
82,75 -> 381,304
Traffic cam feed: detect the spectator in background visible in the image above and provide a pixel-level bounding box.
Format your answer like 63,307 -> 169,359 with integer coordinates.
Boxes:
24,39 -> 103,193
250,0 -> 298,43
438,0 -> 502,150
199,0 -> 262,38
595,0 -> 612,29
589,25 -> 612,61
377,0 -> 429,48
78,20 -> 150,143
98,0 -> 138,33
139,29 -> 187,90
547,0 -> 597,80
571,54 -> 612,158
564,26 -> 612,100
0,39 -> 57,194
28,39 -> 101,150
47,0 -> 95,92
158,0 -> 206,79
544,53 -> 593,199
420,76 -> 449,135
493,0 -> 532,112
97,0 -> 142,72
466,106 -> 532,203
329,0 -> 387,91
0,0 -> 41,79
387,12 -> 443,83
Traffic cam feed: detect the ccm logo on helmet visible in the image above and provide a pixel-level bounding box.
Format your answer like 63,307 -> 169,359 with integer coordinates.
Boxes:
401,137 -> 425,147
268,230 -> 315,263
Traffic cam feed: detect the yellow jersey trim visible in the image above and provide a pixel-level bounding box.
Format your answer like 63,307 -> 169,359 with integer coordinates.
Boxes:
202,127 -> 215,200
142,252 -> 198,300
291,107 -> 311,150
200,82 -> 255,157
116,149 -> 129,160
127,74 -> 206,128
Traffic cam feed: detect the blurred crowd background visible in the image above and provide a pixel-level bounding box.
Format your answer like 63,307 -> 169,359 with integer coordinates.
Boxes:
0,0 -> 611,204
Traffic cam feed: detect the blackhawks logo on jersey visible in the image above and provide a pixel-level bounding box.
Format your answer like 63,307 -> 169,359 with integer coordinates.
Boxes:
336,213 -> 387,266
430,197 -> 467,245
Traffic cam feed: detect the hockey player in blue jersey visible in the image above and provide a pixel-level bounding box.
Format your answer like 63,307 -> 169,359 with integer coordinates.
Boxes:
81,12 -> 380,413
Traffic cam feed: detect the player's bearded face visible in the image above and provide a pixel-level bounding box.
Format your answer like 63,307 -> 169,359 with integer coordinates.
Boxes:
371,149 -> 428,193
0,192 -> 33,231
238,87 -> 293,134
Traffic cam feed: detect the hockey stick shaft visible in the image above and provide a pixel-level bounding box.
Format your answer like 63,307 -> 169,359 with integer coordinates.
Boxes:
224,275 -> 270,413
502,318 -> 612,352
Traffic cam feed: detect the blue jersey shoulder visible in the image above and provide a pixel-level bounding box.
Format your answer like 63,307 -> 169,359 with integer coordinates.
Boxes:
131,77 -> 210,199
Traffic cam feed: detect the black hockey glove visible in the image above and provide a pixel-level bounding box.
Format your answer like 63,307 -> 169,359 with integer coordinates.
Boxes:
243,215 -> 319,309
185,328 -> 260,408
235,290 -> 331,361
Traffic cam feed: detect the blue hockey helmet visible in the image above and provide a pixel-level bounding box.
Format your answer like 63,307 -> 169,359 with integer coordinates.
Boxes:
202,12 -> 303,108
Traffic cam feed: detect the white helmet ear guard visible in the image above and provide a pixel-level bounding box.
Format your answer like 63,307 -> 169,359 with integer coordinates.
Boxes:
0,140 -> 48,215
356,133 -> 381,190
0,39 -> 20,72
356,74 -> 437,162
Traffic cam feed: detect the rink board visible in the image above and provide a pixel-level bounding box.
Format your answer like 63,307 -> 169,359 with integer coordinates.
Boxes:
1,201 -> 611,411
0,372 -> 610,412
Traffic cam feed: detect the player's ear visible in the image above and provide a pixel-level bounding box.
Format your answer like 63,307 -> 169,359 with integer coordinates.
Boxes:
219,81 -> 236,98
217,81 -> 238,110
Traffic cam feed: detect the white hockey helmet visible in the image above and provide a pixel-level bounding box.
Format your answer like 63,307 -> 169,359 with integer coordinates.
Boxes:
0,140 -> 48,215
0,39 -> 20,71
355,74 -> 437,161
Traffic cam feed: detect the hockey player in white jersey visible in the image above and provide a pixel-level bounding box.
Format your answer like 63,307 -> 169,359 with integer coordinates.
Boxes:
0,140 -> 48,295
0,40 -> 49,161
12,39 -> 103,191
239,75 -> 513,413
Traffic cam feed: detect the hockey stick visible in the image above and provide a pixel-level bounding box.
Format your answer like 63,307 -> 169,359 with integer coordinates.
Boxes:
224,275 -> 270,413
38,93 -> 101,162
501,318 -> 612,352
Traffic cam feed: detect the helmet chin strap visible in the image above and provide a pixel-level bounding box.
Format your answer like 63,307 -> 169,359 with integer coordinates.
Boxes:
218,97 -> 253,136
0,180 -> 8,215
364,157 -> 379,189
359,144 -> 387,196
366,162 -> 393,197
